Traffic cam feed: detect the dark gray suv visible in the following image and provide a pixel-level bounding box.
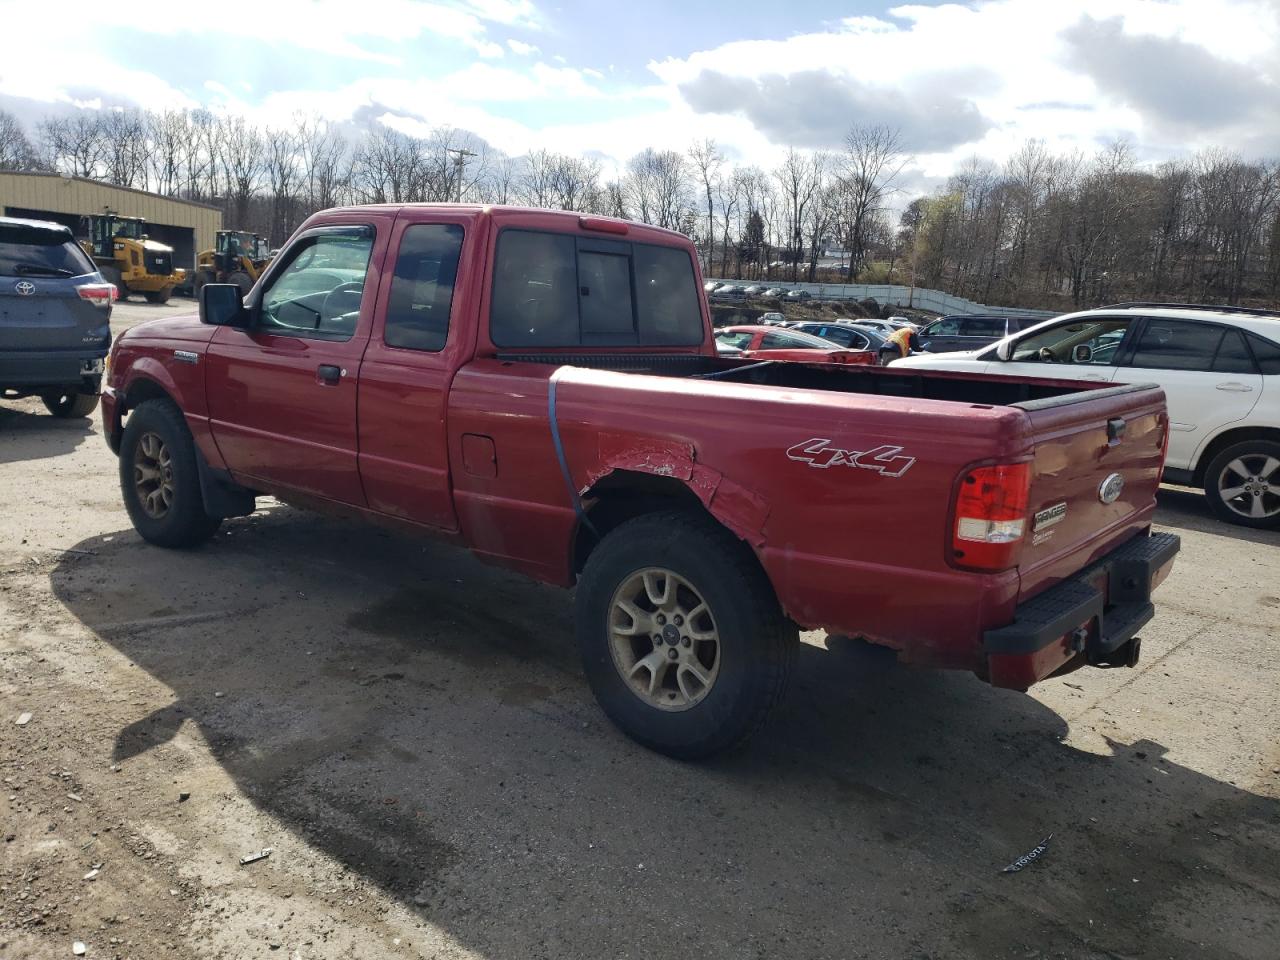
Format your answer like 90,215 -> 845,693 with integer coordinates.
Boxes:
1,217 -> 115,417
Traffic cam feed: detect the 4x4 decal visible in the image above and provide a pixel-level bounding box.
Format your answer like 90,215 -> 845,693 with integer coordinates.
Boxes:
786,438 -> 916,478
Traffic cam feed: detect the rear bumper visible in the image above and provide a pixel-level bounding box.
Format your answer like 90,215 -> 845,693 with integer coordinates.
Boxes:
0,350 -> 106,389
983,531 -> 1181,690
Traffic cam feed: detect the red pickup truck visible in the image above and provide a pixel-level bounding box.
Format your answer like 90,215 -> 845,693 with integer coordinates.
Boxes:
102,205 -> 1179,759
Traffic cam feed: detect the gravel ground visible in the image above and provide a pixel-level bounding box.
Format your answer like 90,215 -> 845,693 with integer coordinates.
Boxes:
1,307 -> 1278,958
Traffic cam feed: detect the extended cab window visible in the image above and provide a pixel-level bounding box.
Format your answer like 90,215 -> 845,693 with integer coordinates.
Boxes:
384,224 -> 464,352
490,229 -> 703,347
259,228 -> 374,341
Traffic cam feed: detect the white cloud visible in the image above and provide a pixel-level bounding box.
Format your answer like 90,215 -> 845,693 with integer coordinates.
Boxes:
507,39 -> 541,56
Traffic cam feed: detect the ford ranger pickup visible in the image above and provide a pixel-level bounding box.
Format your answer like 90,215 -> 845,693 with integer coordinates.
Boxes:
101,205 -> 1180,759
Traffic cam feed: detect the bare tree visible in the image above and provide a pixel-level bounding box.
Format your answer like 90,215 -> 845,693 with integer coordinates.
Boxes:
0,110 -> 39,171
773,148 -> 824,282
625,148 -> 692,230
834,125 -> 908,283
41,112 -> 106,179
688,138 -> 724,272
221,116 -> 264,227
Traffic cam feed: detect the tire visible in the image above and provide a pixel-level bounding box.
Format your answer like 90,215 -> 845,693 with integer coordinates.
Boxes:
41,390 -> 98,418
145,287 -> 173,304
119,398 -> 222,547
226,271 -> 253,296
576,511 -> 798,759
100,265 -> 125,300
1203,439 -> 1280,529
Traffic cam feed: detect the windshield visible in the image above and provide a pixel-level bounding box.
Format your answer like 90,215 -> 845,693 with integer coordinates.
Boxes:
766,328 -> 842,348
715,331 -> 755,350
111,219 -> 145,240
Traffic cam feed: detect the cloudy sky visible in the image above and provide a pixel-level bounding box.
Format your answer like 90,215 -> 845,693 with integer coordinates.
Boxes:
1,0 -> 1278,180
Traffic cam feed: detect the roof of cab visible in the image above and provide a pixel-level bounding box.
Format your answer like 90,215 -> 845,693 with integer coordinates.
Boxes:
304,203 -> 691,244
0,215 -> 75,236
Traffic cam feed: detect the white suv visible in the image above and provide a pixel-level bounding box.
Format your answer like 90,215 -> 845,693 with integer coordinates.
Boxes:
893,302 -> 1280,528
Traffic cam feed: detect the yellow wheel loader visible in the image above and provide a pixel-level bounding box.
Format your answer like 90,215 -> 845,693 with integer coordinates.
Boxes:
194,230 -> 272,297
80,214 -> 186,304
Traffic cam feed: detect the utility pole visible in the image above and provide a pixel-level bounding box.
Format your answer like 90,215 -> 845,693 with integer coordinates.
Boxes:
448,148 -> 477,203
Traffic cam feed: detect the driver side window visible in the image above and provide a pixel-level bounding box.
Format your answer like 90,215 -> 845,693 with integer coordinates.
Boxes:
258,228 -> 374,342
1011,317 -> 1132,365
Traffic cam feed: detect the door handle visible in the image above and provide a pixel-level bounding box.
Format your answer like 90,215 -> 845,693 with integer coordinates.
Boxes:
1215,382 -> 1254,392
316,364 -> 342,386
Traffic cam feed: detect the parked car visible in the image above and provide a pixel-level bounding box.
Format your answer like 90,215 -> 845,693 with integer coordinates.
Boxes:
886,315 -> 919,330
763,287 -> 789,298
743,285 -> 768,297
102,205 -> 1179,758
714,325 -> 876,365
710,284 -> 747,302
784,289 -> 813,301
916,314 -> 1039,353
893,302 -> 1280,527
703,281 -> 721,294
0,216 -> 116,418
839,318 -> 912,337
791,322 -> 895,362
758,312 -> 788,326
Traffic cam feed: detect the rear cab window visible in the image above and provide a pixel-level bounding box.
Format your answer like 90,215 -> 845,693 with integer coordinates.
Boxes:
0,222 -> 96,278
490,229 -> 704,348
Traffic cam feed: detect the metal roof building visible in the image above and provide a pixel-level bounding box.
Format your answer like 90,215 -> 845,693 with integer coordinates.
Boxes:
0,171 -> 221,271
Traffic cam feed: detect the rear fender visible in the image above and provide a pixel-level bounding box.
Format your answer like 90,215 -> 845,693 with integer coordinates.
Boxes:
582,434 -> 770,547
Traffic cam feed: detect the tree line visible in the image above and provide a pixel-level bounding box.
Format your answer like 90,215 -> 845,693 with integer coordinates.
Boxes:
2,106 -> 1277,308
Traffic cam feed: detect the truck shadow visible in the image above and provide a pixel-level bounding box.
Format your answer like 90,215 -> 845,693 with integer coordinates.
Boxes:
0,402 -> 93,465
49,508 -> 1280,960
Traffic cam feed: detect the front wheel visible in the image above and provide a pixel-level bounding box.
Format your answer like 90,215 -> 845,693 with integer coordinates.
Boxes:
576,511 -> 797,759
1203,440 -> 1280,528
145,287 -> 173,304
119,398 -> 222,547
42,390 -> 98,418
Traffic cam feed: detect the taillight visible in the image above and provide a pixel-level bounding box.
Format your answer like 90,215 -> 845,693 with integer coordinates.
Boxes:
952,462 -> 1032,571
77,283 -> 117,308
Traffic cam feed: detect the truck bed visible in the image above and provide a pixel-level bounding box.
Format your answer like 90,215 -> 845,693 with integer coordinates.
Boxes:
494,351 -> 1137,409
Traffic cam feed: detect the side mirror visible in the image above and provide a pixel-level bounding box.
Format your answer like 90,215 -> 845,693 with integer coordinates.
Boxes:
200,283 -> 249,328
995,340 -> 1014,362
1073,344 -> 1094,363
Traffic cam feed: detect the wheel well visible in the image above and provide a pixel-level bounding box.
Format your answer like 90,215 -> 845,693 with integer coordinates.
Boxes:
572,471 -> 715,577
122,377 -> 173,414
1192,426 -> 1280,486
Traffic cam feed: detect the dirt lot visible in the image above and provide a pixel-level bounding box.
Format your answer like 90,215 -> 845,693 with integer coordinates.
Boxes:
2,298 -> 1278,959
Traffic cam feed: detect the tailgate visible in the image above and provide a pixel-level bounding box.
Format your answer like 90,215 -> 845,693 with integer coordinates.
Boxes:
1015,382 -> 1168,601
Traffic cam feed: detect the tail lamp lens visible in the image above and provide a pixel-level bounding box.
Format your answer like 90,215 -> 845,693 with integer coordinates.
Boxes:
77,283 -> 118,308
953,462 -> 1032,570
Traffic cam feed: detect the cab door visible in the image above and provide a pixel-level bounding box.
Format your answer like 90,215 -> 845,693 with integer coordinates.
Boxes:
205,217 -> 393,505
981,314 -> 1138,383
356,214 -> 478,530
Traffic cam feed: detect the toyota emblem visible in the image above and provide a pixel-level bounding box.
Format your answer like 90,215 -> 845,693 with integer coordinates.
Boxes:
14,280 -> 35,296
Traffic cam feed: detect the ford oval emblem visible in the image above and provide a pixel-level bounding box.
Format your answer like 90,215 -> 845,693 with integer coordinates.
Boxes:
1098,472 -> 1125,504
14,280 -> 35,296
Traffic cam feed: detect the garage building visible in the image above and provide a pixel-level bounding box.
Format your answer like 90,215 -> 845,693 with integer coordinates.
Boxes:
0,171 -> 221,272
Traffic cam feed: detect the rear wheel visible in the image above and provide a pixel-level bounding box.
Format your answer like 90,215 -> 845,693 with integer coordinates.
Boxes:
576,511 -> 797,759
41,390 -> 98,418
226,271 -> 253,296
145,287 -> 173,304
1203,440 -> 1280,528
100,265 -> 125,300
120,398 -> 222,547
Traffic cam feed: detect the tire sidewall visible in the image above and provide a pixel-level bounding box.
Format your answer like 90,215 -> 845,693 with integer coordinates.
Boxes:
577,519 -> 780,757
1204,439 -> 1280,529
119,401 -> 213,546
